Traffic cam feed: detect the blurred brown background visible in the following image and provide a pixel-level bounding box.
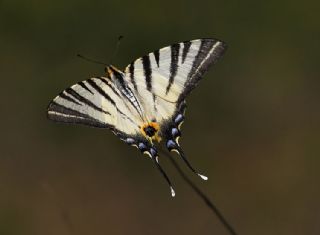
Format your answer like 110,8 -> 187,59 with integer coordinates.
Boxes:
0,0 -> 319,234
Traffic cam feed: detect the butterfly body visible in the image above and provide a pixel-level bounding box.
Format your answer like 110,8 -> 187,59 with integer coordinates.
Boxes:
47,38 -> 227,196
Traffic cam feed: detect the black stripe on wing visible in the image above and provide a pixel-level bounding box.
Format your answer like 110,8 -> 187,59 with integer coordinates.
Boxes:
86,79 -> 116,106
182,41 -> 191,63
47,101 -> 111,128
166,43 -> 180,94
142,55 -> 152,91
128,63 -> 137,90
90,77 -> 140,127
96,77 -> 122,98
153,50 -> 160,67
78,81 -> 94,94
177,39 -> 227,104
59,92 -> 82,105
187,40 -> 214,80
65,87 -> 110,115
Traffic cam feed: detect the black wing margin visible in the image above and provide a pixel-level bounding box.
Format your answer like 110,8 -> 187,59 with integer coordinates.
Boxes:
47,77 -> 117,130
177,39 -> 227,104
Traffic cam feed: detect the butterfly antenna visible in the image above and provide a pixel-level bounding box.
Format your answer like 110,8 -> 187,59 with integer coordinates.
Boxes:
153,155 -> 175,197
109,35 -> 124,64
77,54 -> 108,66
174,146 -> 208,181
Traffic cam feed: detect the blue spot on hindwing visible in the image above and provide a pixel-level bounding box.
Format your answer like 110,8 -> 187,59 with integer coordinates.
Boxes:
174,114 -> 184,124
171,128 -> 180,137
166,140 -> 177,150
126,138 -> 135,145
138,142 -> 147,152
150,147 -> 157,157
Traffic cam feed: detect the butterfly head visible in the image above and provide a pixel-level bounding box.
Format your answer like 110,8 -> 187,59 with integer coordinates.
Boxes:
141,122 -> 162,143
105,65 -> 123,77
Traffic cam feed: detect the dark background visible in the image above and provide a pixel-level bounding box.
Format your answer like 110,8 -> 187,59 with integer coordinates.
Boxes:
1,0 -> 319,234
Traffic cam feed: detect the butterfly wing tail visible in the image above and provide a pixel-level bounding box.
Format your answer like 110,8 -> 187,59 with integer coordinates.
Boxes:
125,136 -> 175,197
163,105 -> 208,181
152,153 -> 176,197
148,146 -> 176,197
166,139 -> 208,181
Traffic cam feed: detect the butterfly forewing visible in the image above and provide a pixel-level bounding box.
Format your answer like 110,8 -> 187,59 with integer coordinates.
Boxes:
125,39 -> 226,103
47,77 -> 142,135
123,39 -> 226,124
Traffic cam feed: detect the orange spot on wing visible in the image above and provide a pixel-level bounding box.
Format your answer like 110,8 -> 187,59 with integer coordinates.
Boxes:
141,122 -> 162,143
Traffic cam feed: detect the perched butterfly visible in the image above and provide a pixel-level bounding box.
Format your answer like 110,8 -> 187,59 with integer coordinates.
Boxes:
47,38 -> 227,196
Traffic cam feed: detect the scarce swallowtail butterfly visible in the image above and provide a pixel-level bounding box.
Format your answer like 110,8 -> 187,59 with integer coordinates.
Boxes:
47,38 -> 227,197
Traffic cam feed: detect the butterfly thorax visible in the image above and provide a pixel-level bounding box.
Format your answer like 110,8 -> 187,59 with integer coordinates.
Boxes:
106,65 -> 145,120
107,65 -> 162,142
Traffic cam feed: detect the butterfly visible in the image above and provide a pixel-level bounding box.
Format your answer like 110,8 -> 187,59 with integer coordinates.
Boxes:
47,38 -> 227,197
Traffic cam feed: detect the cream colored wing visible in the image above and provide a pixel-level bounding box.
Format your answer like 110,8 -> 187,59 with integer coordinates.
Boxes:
123,38 -> 227,123
123,38 -> 227,185
47,76 -> 142,136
